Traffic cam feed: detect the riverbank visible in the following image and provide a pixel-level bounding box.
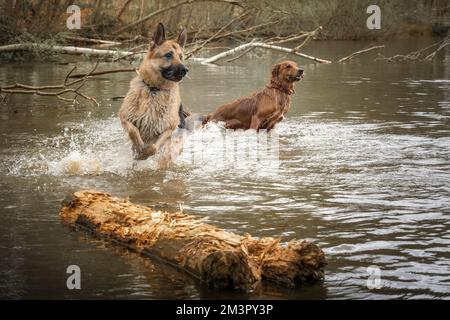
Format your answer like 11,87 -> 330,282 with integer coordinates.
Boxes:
0,0 -> 448,62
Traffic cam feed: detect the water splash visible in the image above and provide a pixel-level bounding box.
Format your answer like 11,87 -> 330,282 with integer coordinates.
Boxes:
3,116 -> 283,177
5,117 -> 136,176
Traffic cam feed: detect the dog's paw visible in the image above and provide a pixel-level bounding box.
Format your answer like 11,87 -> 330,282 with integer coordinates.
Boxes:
143,144 -> 157,156
133,144 -> 157,160
133,152 -> 148,161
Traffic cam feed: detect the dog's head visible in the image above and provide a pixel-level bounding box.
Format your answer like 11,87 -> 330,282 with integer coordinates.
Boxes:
271,61 -> 304,85
139,23 -> 188,85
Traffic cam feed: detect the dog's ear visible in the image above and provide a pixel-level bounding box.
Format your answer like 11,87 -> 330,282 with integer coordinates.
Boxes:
152,23 -> 166,48
177,27 -> 187,48
272,63 -> 281,79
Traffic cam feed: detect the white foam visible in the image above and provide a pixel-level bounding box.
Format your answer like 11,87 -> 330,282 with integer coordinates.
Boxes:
5,116 -> 282,177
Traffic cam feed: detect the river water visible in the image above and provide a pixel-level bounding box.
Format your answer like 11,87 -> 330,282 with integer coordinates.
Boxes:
0,38 -> 449,299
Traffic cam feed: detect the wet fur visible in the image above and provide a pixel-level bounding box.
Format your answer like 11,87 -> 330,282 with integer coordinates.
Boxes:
203,61 -> 303,131
119,23 -> 187,162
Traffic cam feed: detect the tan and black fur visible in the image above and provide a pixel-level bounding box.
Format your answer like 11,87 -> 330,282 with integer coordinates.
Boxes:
203,61 -> 304,131
119,23 -> 188,161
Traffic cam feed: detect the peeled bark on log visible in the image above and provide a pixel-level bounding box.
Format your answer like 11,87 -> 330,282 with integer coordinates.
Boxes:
60,191 -> 326,291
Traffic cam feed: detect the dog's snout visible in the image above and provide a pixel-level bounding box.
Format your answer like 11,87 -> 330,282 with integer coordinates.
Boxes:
178,65 -> 188,76
298,69 -> 304,75
162,64 -> 188,82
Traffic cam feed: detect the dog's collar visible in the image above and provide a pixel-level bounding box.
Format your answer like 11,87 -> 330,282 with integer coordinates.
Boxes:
267,82 -> 295,95
136,70 -> 167,96
144,82 -> 163,96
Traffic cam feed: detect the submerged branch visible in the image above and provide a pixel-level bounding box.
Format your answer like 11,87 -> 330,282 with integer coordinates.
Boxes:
337,45 -> 385,63
375,37 -> 449,62
68,67 -> 136,79
424,39 -> 450,61
0,64 -> 100,106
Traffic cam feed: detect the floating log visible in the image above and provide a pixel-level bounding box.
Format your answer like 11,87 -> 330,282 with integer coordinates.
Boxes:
59,191 -> 326,291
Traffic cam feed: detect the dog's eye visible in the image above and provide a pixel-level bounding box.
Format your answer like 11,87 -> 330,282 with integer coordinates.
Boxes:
165,52 -> 173,59
286,64 -> 292,68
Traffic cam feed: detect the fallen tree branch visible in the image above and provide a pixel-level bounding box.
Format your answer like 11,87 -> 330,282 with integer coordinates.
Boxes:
112,51 -> 146,62
0,43 -> 134,58
60,191 -> 326,290
68,67 -> 136,78
424,39 -> 450,61
63,36 -> 122,46
110,43 -> 149,62
201,41 -> 332,64
226,43 -> 256,62
338,45 -> 385,63
375,37 -> 448,62
0,64 -> 100,106
113,0 -> 245,35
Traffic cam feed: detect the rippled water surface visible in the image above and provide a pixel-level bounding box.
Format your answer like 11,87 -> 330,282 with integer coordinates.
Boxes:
0,39 -> 449,299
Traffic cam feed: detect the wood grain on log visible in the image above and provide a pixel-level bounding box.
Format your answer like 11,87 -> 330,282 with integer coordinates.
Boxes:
60,191 -> 326,291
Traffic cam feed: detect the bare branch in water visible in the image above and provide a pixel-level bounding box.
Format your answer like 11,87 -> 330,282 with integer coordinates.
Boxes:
338,45 -> 385,63
68,67 -> 136,79
375,37 -> 449,62
226,44 -> 256,62
0,63 -> 101,107
201,40 -> 332,64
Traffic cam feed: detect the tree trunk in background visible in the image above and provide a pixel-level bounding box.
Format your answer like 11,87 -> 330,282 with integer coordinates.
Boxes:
32,0 -> 46,18
116,0 -> 134,21
91,0 -> 104,25
3,0 -> 14,17
138,0 -> 146,35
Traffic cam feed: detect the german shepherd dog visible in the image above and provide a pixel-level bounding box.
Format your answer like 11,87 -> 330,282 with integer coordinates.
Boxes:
119,23 -> 189,162
203,61 -> 304,131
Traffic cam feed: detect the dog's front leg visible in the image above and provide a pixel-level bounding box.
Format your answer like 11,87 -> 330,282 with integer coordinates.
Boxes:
249,115 -> 263,131
140,129 -> 173,158
120,116 -> 147,158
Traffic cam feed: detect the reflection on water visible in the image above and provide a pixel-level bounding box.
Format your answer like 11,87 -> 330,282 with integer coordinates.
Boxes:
0,38 -> 449,299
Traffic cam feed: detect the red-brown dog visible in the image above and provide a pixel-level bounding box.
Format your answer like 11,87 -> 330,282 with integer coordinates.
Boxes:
203,61 -> 303,131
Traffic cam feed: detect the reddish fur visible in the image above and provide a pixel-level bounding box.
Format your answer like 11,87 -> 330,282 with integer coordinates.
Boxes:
204,61 -> 303,131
